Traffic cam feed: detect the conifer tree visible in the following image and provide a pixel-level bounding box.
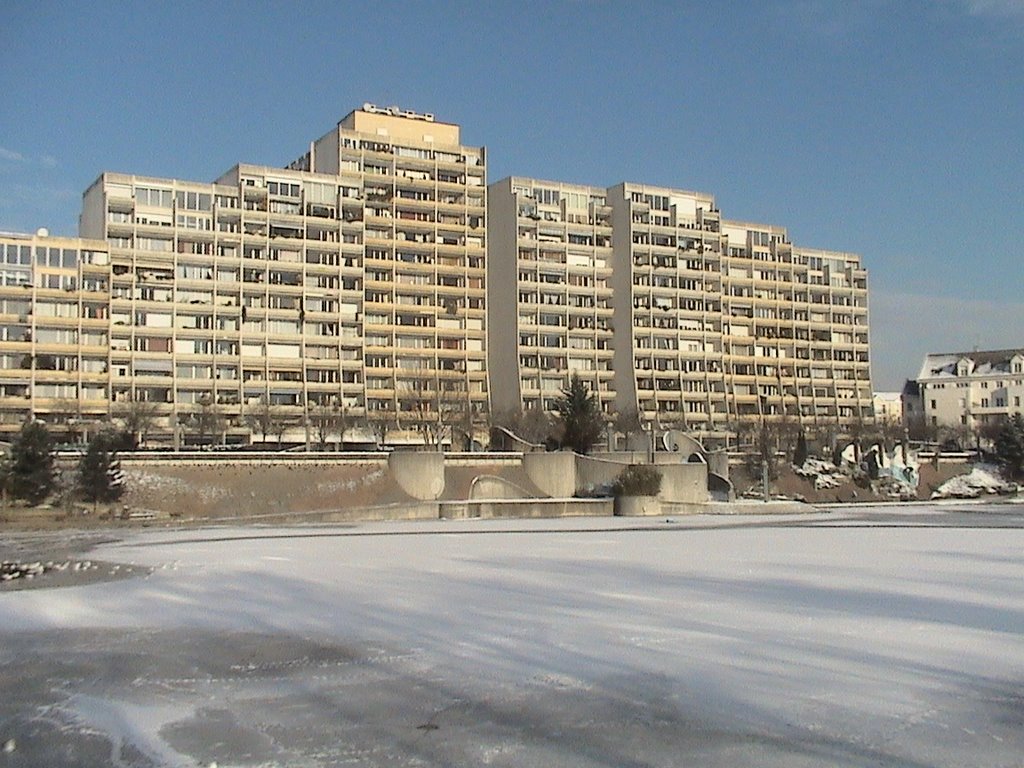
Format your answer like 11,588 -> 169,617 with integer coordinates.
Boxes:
994,414 -> 1024,480
78,430 -> 126,503
554,374 -> 605,455
7,421 -> 56,505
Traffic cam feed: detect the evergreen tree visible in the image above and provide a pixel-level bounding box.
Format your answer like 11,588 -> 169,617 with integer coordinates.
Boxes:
554,374 -> 605,455
7,421 -> 56,504
794,430 -> 808,467
993,414 -> 1024,480
78,431 -> 126,503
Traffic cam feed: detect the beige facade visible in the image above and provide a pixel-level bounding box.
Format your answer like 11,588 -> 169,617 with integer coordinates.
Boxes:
3,104 -> 872,445
489,178 -> 872,439
0,231 -> 112,439
912,349 -> 1024,430
73,105 -> 487,445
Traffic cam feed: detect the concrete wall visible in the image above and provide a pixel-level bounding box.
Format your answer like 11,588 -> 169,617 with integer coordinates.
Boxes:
440,498 -> 612,520
485,179 -> 525,418
614,496 -> 661,516
658,463 -> 709,503
576,454 -> 632,492
580,451 -> 708,502
320,502 -> 440,523
707,451 -> 730,482
388,451 -> 445,500
607,183 -> 640,418
662,430 -> 706,458
523,451 -> 577,498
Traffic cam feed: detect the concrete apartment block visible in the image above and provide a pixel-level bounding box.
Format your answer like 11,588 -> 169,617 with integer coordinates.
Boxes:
2,104 -> 871,446
0,231 -> 112,439
48,105 -> 486,445
489,178 -> 872,441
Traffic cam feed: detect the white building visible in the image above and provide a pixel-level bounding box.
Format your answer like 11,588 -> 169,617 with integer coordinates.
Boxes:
911,349 -> 1024,430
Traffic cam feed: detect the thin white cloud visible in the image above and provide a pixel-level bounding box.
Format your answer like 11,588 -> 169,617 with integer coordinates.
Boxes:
870,291 -> 1024,389
0,147 -> 27,163
960,0 -> 1024,17
0,147 -> 59,168
769,0 -> 892,40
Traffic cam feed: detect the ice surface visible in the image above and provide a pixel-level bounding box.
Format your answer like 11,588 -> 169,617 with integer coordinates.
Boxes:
2,506 -> 1024,766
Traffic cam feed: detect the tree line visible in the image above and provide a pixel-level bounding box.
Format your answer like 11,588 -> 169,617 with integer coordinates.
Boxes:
4,377 -> 1023,509
1,421 -> 127,508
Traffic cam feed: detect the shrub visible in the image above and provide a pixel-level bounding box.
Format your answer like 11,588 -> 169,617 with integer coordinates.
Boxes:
610,464 -> 662,497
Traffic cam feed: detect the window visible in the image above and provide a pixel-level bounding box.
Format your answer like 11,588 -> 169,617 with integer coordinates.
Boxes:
267,181 -> 301,197
135,187 -> 173,207
175,191 -> 212,211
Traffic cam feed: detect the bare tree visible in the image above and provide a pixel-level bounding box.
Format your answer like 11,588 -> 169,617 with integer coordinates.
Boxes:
113,396 -> 161,448
611,407 -> 643,451
366,402 -> 397,449
193,394 -> 224,446
905,412 -> 937,444
401,379 -> 448,449
496,405 -> 556,447
270,409 -> 291,447
442,383 -> 485,451
245,396 -> 285,447
310,401 -> 349,451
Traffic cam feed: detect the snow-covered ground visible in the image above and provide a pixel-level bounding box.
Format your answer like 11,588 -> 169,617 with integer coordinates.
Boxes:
2,504 -> 1024,767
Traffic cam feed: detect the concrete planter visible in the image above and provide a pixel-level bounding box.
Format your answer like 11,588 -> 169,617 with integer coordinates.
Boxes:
613,495 -> 661,517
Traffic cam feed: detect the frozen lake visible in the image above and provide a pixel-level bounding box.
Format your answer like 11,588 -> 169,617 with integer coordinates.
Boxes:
2,502 -> 1024,767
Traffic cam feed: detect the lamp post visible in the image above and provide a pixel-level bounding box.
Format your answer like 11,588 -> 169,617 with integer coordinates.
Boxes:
759,394 -> 770,503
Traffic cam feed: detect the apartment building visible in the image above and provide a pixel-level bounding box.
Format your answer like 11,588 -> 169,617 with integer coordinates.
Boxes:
487,178 -> 615,417
299,106 -> 489,432
910,349 -> 1024,430
3,104 -> 871,445
0,231 -> 112,440
489,179 -> 872,439
53,104 -> 485,445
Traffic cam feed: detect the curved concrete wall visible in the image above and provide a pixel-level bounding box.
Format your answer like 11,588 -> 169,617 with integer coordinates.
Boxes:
708,472 -> 734,501
523,451 -> 577,498
707,451 -> 730,482
388,451 -> 445,500
576,454 -> 632,492
468,475 -> 533,500
662,430 -> 706,458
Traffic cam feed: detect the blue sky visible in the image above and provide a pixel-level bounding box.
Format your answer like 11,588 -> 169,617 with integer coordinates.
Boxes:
1,0 -> 1022,389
